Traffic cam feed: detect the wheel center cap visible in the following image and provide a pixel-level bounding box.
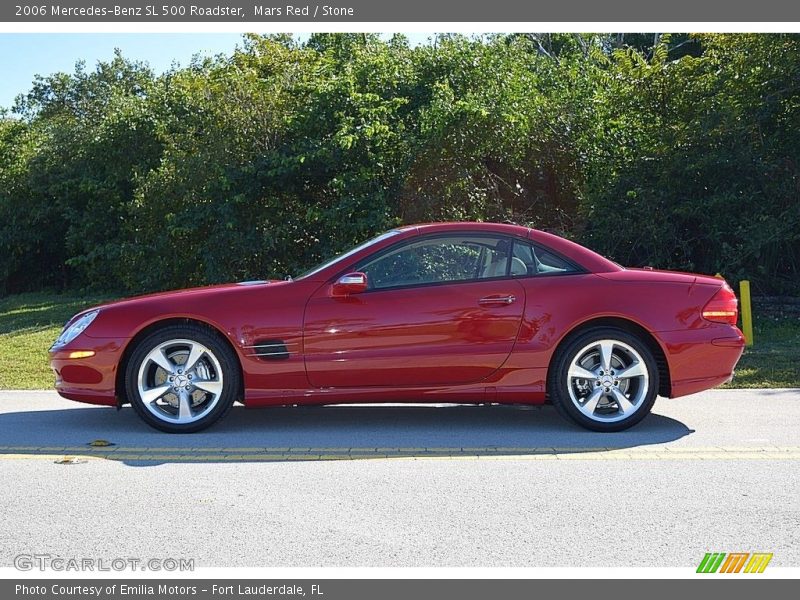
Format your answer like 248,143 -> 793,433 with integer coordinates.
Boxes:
174,375 -> 189,388
601,375 -> 614,387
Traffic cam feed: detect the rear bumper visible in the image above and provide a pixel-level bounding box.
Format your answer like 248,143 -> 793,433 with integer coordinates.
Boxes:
657,327 -> 746,398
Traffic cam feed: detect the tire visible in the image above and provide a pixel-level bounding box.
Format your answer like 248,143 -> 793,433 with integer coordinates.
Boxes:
125,323 -> 240,433
548,327 -> 658,432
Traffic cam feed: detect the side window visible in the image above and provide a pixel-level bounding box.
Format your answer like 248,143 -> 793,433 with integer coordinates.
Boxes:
358,236 -> 511,290
511,241 -> 577,276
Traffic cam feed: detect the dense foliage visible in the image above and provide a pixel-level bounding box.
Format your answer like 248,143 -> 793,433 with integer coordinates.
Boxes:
1,33 -> 798,296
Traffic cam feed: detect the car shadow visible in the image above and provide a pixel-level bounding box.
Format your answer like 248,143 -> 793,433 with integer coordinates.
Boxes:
0,403 -> 694,466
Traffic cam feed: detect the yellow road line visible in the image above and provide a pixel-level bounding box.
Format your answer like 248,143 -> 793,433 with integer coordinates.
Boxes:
0,446 -> 799,462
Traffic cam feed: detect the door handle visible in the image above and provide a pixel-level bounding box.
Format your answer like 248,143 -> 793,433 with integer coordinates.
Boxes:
478,294 -> 516,306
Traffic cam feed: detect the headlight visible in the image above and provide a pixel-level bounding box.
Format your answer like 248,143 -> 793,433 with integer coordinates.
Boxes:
51,310 -> 99,349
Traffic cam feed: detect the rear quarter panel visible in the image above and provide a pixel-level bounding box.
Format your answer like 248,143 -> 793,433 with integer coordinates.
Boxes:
503,272 -> 741,399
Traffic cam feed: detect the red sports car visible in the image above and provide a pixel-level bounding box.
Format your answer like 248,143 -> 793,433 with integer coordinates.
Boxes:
49,222 -> 744,433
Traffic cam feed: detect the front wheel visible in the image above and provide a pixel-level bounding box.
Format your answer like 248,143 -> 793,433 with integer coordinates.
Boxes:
125,324 -> 240,433
549,327 -> 659,432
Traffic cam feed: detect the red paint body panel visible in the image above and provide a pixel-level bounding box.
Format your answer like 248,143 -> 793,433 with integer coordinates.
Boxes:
50,338 -> 123,405
303,278 -> 526,387
48,222 -> 744,410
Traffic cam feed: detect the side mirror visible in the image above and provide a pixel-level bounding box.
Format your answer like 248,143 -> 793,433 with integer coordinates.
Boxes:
332,272 -> 368,296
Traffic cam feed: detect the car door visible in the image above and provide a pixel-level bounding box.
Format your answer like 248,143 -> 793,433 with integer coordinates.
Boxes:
303,234 -> 526,388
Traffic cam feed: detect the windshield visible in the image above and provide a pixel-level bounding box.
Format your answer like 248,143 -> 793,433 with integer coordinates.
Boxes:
297,229 -> 403,279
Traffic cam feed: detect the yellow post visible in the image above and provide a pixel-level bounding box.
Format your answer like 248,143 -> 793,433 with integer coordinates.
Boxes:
739,280 -> 754,347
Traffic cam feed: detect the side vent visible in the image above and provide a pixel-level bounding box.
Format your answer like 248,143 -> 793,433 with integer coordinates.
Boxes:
251,339 -> 291,361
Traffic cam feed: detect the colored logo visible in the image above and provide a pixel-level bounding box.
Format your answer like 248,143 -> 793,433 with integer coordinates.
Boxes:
697,552 -> 773,573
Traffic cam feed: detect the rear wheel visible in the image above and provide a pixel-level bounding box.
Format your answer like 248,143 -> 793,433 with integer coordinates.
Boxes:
125,324 -> 239,433
549,327 -> 658,432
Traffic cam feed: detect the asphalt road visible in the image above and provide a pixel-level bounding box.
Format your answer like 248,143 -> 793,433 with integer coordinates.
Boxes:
0,389 -> 798,569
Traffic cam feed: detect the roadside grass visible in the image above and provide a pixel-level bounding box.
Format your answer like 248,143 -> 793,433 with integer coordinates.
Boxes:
724,313 -> 800,389
0,292 -> 797,390
0,293 -> 113,389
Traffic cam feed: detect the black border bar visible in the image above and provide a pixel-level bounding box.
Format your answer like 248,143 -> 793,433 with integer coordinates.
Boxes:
3,0 -> 800,22
4,579 -> 798,600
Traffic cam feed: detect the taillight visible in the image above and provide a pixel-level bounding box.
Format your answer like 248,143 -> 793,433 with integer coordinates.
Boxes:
702,284 -> 739,325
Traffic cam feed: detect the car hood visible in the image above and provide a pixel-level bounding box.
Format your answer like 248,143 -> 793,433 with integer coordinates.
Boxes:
84,280 -> 281,314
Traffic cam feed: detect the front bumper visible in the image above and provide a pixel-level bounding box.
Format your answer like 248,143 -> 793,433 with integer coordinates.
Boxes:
49,338 -> 125,406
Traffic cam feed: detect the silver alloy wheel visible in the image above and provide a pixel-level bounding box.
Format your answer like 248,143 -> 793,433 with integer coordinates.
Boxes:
566,339 -> 650,423
136,338 -> 224,425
